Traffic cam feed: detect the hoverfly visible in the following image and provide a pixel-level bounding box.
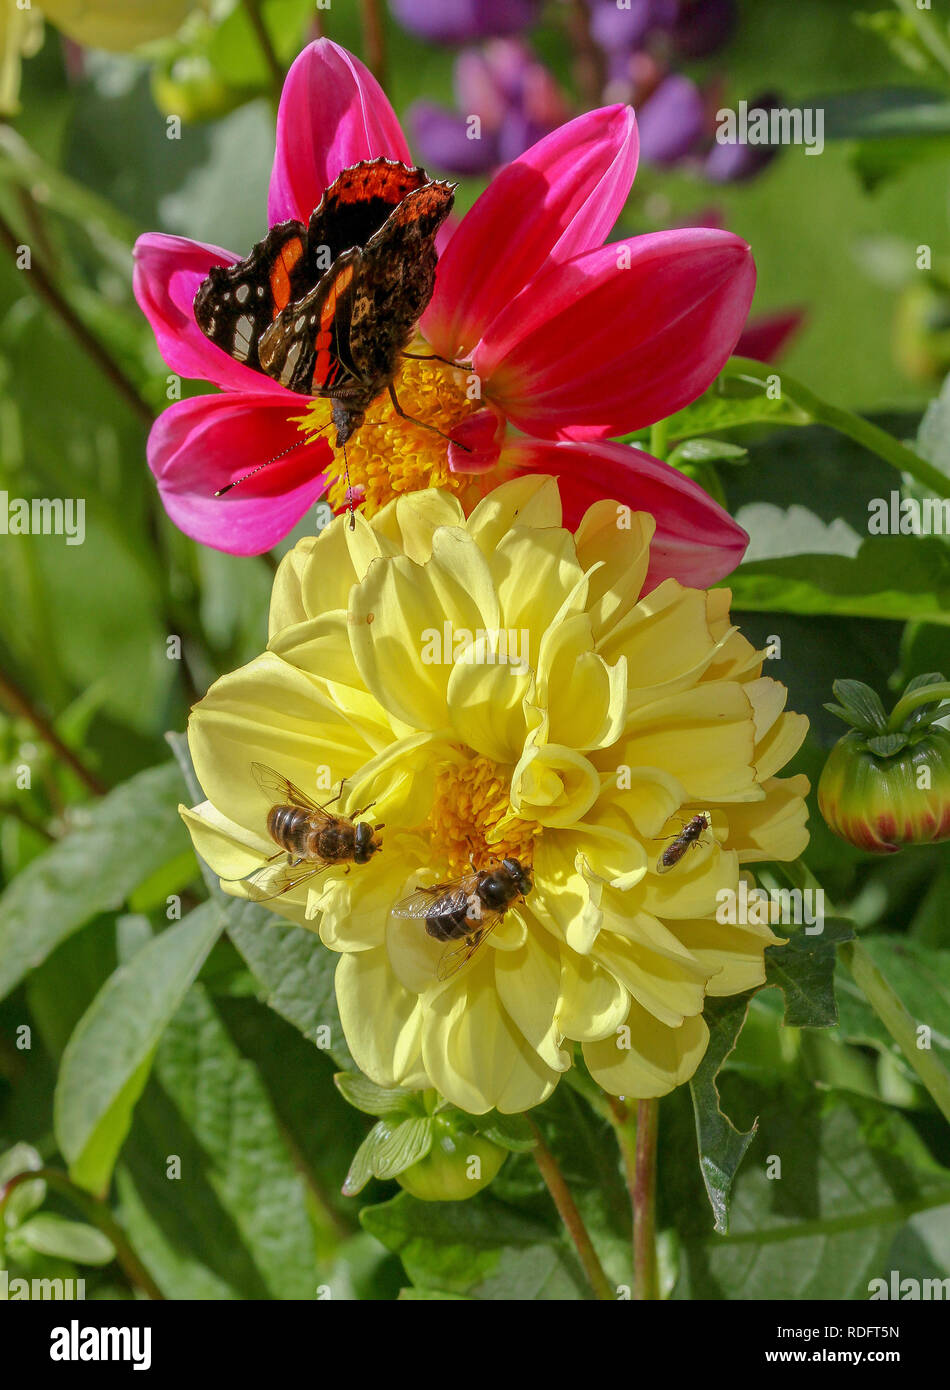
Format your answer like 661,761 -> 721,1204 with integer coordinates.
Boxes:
242,762 -> 383,901
655,811 -> 712,875
392,857 -> 532,981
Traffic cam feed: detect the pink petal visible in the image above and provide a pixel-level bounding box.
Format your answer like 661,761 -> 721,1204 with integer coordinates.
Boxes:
735,308 -> 805,363
148,393 -> 332,556
422,104 -> 639,358
133,232 -> 291,397
447,406 -> 505,473
268,39 -> 412,226
476,228 -> 755,440
504,437 -> 748,589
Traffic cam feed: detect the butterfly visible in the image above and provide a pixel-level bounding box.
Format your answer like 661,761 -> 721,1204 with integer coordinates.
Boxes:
193,158 -> 456,456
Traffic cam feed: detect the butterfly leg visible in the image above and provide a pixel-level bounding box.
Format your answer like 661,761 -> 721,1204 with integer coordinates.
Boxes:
387,384 -> 473,452
401,351 -> 474,371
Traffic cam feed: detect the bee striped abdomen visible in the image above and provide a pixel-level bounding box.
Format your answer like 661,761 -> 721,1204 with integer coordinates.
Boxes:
267,805 -> 314,858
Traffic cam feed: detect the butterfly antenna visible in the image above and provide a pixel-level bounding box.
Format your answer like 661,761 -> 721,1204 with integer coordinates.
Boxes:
214,424 -> 332,497
343,439 -> 356,531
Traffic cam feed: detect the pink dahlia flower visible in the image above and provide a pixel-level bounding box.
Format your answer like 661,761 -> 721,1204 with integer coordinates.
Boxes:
134,38 -> 754,585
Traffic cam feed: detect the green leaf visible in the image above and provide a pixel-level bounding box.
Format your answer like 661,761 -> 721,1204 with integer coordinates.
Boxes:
836,937 -> 950,1074
727,535 -> 950,625
225,906 -> 353,1069
0,762 -> 189,1001
54,902 -> 224,1195
0,1144 -> 45,1228
820,86 -> 950,140
673,1086 -> 950,1299
668,438 -> 749,466
361,1192 -> 592,1300
765,918 -> 856,1028
343,1125 -> 385,1198
474,1112 -> 537,1153
373,1118 -> 433,1181
832,678 -> 889,732
116,984 -> 320,1299
650,375 -> 811,442
14,1215 -> 114,1266
689,995 -> 758,1236
334,1073 -> 416,1118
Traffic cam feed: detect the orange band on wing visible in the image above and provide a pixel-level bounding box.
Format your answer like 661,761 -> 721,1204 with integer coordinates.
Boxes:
269,236 -> 304,314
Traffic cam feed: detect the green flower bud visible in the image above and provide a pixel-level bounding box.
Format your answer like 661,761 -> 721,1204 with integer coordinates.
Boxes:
334,1075 -> 513,1202
394,1118 -> 506,1202
818,676 -> 950,853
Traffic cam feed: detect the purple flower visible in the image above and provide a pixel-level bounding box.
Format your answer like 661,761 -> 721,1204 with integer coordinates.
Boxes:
408,38 -> 570,176
636,72 -> 706,164
389,0 -> 541,45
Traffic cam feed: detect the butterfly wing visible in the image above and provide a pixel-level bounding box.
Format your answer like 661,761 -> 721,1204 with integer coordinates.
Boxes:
194,220 -> 310,370
257,248 -> 364,395
346,179 -> 455,384
307,159 -> 432,265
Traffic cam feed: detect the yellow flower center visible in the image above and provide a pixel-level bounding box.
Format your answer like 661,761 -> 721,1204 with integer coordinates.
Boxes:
294,346 -> 494,516
427,754 -> 541,878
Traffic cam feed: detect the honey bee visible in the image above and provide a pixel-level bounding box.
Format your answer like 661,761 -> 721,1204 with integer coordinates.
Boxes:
655,811 -> 712,874
393,857 -> 532,981
243,762 -> 384,901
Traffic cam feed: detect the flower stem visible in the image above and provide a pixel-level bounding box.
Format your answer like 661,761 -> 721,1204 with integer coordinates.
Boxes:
723,356 -> 950,500
888,682 -> 950,731
0,1168 -> 163,1300
359,0 -> 388,89
632,1099 -> 660,1299
242,0 -> 284,103
0,668 -> 106,796
527,1117 -> 614,1300
0,210 -> 152,427
649,417 -> 670,462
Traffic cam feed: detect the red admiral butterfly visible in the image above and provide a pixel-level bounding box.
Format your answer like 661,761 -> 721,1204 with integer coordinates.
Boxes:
194,158 -> 456,457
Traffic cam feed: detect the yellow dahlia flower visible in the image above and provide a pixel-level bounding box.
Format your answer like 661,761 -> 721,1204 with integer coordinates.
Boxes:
182,477 -> 809,1113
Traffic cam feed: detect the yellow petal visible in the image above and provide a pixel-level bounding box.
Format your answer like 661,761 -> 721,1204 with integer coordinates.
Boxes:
584,1003 -> 709,1098
573,502 -> 653,641
510,742 -> 601,827
494,927 -> 569,1072
556,949 -> 630,1042
447,660 -> 534,764
725,774 -> 811,863
188,652 -> 375,835
466,474 -> 562,554
335,949 -> 428,1088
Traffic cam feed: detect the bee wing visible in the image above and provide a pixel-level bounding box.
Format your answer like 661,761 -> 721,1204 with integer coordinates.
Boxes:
436,911 -> 503,982
392,872 -> 482,920
242,856 -> 332,902
251,762 -> 333,821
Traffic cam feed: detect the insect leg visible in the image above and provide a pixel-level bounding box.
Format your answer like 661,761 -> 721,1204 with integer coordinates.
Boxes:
401,350 -> 474,371
387,384 -> 473,453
